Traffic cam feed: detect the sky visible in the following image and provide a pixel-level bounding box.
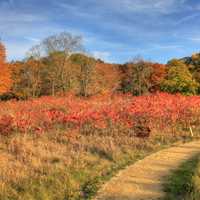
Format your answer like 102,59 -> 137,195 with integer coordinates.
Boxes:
0,0 -> 200,64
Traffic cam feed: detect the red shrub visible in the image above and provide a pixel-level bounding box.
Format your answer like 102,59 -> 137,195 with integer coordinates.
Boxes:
0,115 -> 13,135
0,93 -> 200,136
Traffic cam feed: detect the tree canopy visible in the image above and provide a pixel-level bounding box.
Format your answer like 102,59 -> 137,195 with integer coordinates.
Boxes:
161,59 -> 199,95
0,42 -> 12,95
1,33 -> 200,99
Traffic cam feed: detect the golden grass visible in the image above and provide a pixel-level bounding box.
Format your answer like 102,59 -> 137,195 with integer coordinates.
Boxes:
0,128 -> 195,200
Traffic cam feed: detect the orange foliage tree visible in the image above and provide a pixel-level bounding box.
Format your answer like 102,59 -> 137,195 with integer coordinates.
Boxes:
95,62 -> 121,94
150,63 -> 166,92
0,42 -> 12,95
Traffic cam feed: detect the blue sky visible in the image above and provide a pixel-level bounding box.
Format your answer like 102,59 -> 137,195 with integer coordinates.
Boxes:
0,0 -> 200,63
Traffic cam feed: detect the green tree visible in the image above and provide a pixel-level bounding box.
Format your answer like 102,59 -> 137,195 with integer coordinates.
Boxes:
181,53 -> 200,93
161,59 -> 199,95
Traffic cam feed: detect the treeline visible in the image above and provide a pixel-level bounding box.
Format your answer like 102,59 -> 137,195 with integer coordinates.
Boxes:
0,32 -> 120,99
0,32 -> 200,100
120,58 -> 199,96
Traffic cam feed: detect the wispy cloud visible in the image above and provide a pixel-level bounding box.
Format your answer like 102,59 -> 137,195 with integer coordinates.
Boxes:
188,37 -> 200,42
1,0 -> 200,63
174,13 -> 200,25
102,0 -> 188,14
147,44 -> 184,52
24,36 -> 40,42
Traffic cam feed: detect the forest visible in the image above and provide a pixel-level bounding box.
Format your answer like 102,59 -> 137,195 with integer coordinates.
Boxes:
1,32 -> 200,100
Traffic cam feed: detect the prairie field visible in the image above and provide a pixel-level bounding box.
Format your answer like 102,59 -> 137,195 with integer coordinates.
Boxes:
0,92 -> 200,200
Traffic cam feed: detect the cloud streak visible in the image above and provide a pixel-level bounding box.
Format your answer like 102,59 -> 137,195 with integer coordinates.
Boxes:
0,0 -> 200,63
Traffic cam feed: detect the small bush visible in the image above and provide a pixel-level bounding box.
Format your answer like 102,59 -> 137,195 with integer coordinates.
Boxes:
0,92 -> 21,101
0,115 -> 13,135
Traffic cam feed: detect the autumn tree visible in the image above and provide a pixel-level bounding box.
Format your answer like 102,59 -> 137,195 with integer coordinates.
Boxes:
25,45 -> 44,97
149,63 -> 166,92
0,42 -> 6,63
9,45 -> 45,98
16,32 -> 84,97
9,61 -> 24,97
118,63 -> 133,93
70,53 -> 96,97
95,62 -> 121,94
119,58 -> 166,95
41,32 -> 83,95
39,52 -> 79,95
161,59 -> 199,95
120,59 -> 153,95
180,53 -> 200,93
132,60 -> 154,95
0,42 -> 12,95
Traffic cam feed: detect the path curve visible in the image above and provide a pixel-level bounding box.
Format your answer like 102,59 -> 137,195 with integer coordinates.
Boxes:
94,140 -> 200,200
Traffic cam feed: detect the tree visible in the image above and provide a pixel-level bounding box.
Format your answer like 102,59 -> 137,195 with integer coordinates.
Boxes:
10,61 -> 24,97
95,62 -> 121,93
41,32 -> 83,95
149,63 -> 166,92
70,54 -> 96,97
24,45 -> 44,97
120,59 -> 156,95
180,53 -> 200,93
161,59 -> 199,95
10,32 -> 84,98
118,63 -> 133,93
40,52 -> 80,96
0,42 -> 6,63
132,60 -> 154,95
0,42 -> 12,95
20,32 -> 84,97
119,59 -> 166,95
10,45 -> 45,99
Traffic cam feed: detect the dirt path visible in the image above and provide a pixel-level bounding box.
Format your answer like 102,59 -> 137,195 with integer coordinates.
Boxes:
94,140 -> 200,200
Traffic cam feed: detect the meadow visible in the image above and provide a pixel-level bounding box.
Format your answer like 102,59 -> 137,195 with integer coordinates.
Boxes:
0,92 -> 200,199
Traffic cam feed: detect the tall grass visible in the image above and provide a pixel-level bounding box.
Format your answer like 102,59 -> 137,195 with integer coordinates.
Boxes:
0,92 -> 200,199
0,129 -> 194,199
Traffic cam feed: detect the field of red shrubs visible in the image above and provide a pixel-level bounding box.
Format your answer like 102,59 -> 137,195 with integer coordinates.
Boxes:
1,92 -> 200,136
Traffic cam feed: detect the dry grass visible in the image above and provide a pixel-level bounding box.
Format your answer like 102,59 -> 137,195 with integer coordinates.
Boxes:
0,127 -> 194,200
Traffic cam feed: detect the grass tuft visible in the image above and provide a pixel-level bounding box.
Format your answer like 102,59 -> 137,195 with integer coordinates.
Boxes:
163,155 -> 200,200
